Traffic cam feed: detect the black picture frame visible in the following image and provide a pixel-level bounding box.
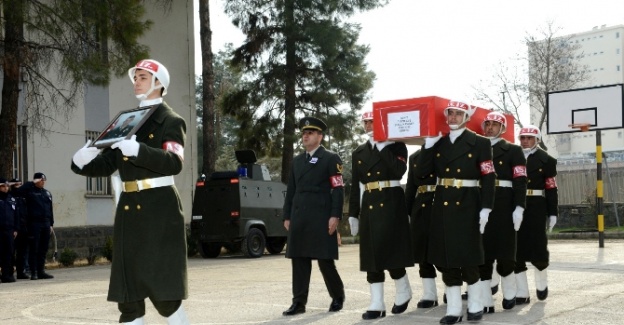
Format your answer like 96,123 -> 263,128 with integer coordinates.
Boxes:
90,105 -> 158,148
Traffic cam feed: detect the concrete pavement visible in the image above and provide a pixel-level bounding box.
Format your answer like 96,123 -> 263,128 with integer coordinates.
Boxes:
1,239 -> 623,324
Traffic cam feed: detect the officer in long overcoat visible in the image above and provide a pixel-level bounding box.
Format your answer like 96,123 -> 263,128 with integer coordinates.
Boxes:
515,125 -> 558,305
71,59 -> 189,325
415,100 -> 496,325
282,117 -> 345,317
405,149 -> 439,308
348,111 -> 413,319
478,112 -> 527,313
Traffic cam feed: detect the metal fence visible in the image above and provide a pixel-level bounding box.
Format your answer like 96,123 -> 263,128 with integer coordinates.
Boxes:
557,161 -> 624,205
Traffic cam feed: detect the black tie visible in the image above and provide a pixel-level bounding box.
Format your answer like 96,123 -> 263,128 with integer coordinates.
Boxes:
306,153 -> 310,161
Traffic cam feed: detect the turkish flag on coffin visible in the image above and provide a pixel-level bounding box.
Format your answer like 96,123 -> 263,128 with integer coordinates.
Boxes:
372,96 -> 515,145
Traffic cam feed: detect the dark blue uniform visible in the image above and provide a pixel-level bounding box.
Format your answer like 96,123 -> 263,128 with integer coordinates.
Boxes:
1,188 -> 19,282
10,184 -> 30,278
15,182 -> 54,279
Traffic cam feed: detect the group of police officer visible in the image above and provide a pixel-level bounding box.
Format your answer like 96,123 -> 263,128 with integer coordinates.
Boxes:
347,101 -> 557,324
0,172 -> 55,284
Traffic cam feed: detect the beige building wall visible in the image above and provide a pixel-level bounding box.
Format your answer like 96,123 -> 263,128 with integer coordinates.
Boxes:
538,24 -> 624,158
26,1 -> 197,227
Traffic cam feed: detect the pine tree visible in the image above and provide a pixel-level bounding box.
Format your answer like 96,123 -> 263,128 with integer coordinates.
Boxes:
222,0 -> 386,182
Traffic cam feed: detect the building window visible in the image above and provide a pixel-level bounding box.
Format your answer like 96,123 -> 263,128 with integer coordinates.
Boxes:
13,125 -> 28,181
85,130 -> 111,196
618,65 -> 621,72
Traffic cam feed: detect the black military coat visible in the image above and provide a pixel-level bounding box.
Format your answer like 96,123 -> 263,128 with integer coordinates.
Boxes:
348,141 -> 413,272
517,148 -> 558,262
482,139 -> 526,261
71,102 -> 188,303
283,146 -> 344,260
405,150 -> 437,264
415,129 -> 496,268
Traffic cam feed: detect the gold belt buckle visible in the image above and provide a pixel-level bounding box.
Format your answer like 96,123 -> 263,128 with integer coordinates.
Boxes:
124,179 -> 152,192
366,182 -> 380,191
123,181 -> 137,192
455,179 -> 463,188
527,189 -> 535,195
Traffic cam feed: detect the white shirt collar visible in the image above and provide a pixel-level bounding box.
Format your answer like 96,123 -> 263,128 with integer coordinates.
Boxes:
449,128 -> 466,143
139,98 -> 163,107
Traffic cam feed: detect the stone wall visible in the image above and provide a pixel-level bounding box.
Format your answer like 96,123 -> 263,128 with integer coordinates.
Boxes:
52,226 -> 114,258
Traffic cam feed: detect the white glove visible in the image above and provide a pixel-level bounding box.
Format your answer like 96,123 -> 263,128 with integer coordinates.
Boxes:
72,140 -> 100,169
375,140 -> 395,151
548,216 -> 557,232
512,206 -> 524,231
348,217 -> 359,236
111,135 -> 140,157
424,132 -> 443,149
479,208 -> 491,234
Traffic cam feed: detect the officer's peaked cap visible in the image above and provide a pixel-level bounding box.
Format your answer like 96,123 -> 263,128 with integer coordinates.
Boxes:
299,116 -> 327,132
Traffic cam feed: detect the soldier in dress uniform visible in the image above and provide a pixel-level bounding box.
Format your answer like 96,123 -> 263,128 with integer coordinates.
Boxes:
478,112 -> 527,313
415,100 -> 496,324
348,111 -> 414,320
405,149 -> 440,309
71,59 -> 189,325
282,116 -> 346,316
515,125 -> 558,304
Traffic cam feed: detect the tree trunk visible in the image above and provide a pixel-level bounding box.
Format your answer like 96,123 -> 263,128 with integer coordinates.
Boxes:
199,0 -> 216,176
0,0 -> 24,178
281,0 -> 296,183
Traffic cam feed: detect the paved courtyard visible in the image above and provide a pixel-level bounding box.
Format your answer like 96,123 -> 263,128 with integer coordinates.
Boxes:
1,239 -> 623,324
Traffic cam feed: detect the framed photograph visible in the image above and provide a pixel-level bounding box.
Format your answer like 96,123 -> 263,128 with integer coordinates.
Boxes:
90,105 -> 158,148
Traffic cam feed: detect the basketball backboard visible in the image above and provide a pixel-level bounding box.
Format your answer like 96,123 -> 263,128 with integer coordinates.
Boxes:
546,84 -> 623,134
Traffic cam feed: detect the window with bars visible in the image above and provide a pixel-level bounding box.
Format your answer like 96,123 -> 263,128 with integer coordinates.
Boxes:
85,130 -> 112,196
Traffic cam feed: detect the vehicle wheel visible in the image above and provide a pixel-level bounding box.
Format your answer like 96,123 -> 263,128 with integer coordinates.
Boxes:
266,237 -> 286,254
241,228 -> 266,258
198,242 -> 222,258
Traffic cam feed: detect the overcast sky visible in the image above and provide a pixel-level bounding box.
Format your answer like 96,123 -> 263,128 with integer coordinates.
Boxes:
197,0 -> 623,125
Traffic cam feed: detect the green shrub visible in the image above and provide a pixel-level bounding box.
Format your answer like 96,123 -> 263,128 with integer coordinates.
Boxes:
59,248 -> 79,267
102,236 -> 114,262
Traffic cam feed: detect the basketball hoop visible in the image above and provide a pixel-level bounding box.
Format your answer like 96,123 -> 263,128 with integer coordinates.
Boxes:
569,123 -> 591,132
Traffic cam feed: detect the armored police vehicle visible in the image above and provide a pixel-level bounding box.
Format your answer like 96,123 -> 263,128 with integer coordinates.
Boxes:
190,150 -> 288,258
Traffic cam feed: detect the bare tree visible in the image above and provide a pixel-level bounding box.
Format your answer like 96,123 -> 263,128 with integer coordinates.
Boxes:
474,21 -> 591,149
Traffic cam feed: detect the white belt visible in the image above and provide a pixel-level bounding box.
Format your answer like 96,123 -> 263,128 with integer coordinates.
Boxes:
437,178 -> 479,188
364,180 -> 401,191
417,185 -> 437,194
496,180 -> 513,187
526,189 -> 544,196
122,176 -> 174,192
